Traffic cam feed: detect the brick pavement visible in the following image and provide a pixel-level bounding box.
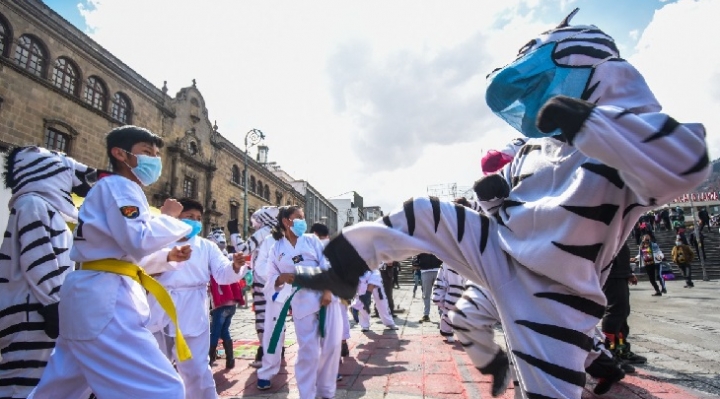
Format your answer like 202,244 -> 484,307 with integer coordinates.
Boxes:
212,284 -> 718,399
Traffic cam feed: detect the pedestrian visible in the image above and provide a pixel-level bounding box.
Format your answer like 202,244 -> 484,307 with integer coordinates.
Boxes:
601,243 -> 646,368
378,261 -> 397,316
261,206 -> 343,399
0,147 -> 99,399
631,234 -> 666,296
412,267 -> 422,298
147,198 -> 247,398
209,276 -> 244,365
393,262 -> 401,289
689,225 -> 706,262
698,207 -> 710,232
671,236 -> 695,288
29,126 -> 194,399
412,253 -> 443,323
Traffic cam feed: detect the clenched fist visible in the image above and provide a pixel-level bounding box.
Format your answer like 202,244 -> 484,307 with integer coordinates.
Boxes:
161,198 -> 184,218
232,253 -> 246,273
168,244 -> 192,262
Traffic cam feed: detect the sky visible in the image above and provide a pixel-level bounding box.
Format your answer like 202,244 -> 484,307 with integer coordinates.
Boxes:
45,0 -> 720,213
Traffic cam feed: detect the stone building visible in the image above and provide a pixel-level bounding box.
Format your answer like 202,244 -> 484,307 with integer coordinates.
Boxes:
0,0 -> 304,236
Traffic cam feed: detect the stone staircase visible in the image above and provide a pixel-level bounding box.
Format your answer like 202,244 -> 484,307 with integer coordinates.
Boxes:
627,227 -> 720,281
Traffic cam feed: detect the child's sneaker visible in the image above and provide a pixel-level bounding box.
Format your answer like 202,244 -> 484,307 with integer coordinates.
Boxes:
257,379 -> 272,390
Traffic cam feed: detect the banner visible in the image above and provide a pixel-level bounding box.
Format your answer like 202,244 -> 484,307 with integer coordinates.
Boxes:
672,192 -> 720,203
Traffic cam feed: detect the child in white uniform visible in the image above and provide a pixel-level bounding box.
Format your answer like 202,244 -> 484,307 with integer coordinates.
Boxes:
352,269 -> 398,332
262,206 -> 342,399
148,198 -> 247,399
28,126 -> 194,399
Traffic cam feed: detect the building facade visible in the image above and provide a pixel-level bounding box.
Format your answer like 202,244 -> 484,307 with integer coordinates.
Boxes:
0,0 -> 304,237
362,206 -> 383,222
330,191 -> 365,229
290,180 -> 338,235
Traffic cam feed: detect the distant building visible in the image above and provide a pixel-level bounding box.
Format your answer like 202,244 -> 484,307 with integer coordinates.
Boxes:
290,180 -> 338,235
330,191 -> 365,228
363,206 -> 383,222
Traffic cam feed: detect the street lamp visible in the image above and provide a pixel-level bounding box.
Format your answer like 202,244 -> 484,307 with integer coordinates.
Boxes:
243,128 -> 265,239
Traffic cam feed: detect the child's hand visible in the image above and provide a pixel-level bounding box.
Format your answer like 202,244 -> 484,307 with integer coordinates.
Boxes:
321,290 -> 333,306
161,199 -> 184,218
367,284 -> 377,292
232,253 -> 245,273
276,273 -> 295,286
168,245 -> 192,262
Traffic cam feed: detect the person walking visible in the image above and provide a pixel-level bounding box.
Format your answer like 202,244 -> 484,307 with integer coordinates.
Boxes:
671,237 -> 695,288
631,235 -> 666,296
412,253 -> 443,322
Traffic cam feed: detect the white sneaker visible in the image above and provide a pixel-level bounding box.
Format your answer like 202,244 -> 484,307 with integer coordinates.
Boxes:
445,336 -> 455,343
387,325 -> 399,330
250,360 -> 262,368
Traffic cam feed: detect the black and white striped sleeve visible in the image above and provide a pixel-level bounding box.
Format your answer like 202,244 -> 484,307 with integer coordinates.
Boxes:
574,107 -> 709,204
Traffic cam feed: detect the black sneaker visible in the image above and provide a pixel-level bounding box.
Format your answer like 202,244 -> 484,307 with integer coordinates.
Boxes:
652,292 -> 662,296
620,362 -> 636,374
341,341 -> 349,357
419,315 -> 430,323
661,288 -> 667,294
619,351 -> 647,365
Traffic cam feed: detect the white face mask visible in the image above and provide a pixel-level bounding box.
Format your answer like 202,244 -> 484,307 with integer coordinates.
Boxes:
320,238 -> 330,246
675,242 -> 682,246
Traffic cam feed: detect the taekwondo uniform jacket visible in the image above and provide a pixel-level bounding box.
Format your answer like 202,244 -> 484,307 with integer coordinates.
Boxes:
147,235 -> 247,337
61,175 -> 191,341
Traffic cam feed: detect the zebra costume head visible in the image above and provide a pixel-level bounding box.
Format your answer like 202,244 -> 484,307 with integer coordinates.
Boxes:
207,227 -> 227,250
3,146 -> 100,221
250,206 -> 279,230
486,8 -> 660,138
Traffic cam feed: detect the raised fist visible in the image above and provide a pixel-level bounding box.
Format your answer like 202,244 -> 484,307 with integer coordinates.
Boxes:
473,174 -> 510,202
168,244 -> 192,262
537,95 -> 595,144
161,198 -> 184,218
226,219 -> 240,235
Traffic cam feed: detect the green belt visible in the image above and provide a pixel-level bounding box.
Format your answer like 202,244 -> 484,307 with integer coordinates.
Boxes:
267,284 -> 327,354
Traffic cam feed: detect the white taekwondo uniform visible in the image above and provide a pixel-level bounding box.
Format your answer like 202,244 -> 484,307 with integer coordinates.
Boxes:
266,234 -> 342,399
148,235 -> 247,399
28,174 -> 191,399
352,269 -> 396,330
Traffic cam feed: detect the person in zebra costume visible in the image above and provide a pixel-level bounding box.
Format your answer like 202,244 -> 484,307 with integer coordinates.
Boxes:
294,8 -> 709,399
0,146 -> 100,399
227,206 -> 279,368
431,264 -> 465,343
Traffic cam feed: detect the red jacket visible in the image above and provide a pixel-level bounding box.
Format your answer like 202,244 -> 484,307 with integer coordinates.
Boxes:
210,276 -> 243,309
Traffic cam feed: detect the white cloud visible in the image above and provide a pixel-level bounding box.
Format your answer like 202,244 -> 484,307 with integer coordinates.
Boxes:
628,29 -> 639,41
630,0 -> 720,160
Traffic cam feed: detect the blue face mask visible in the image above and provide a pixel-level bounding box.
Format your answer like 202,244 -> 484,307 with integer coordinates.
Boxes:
181,219 -> 203,239
485,43 -> 593,138
125,152 -> 163,186
290,219 -> 307,237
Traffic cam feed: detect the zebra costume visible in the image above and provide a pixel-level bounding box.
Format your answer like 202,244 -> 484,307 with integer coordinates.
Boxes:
227,206 -> 278,365
0,147 -> 98,399
298,9 -> 709,399
431,264 -> 464,341
207,228 -> 229,257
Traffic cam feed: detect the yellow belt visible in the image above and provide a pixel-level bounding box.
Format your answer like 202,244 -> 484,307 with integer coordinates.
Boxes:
81,259 -> 193,362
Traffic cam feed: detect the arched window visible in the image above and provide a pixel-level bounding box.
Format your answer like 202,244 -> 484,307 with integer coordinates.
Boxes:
231,165 -> 240,184
256,179 -> 263,194
240,169 -> 246,186
14,35 -> 46,77
111,92 -> 131,123
264,185 -> 270,200
51,57 -> 79,95
44,128 -> 70,153
83,76 -> 107,111
250,176 -> 256,193
0,14 -> 10,57
275,191 -> 283,206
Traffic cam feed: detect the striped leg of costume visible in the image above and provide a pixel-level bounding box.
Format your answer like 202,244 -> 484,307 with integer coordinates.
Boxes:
327,198 -> 600,399
252,274 -> 267,362
448,284 -> 503,369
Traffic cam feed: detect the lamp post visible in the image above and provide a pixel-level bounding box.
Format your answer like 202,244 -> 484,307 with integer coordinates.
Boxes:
243,128 -> 265,239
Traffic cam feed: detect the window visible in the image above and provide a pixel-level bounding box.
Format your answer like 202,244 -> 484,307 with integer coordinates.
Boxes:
44,128 -> 70,153
83,76 -> 107,111
250,176 -> 256,193
0,14 -> 9,57
240,169 -> 245,186
111,92 -> 131,123
231,165 -> 240,184
256,179 -> 263,194
264,185 -> 270,200
14,35 -> 46,77
51,57 -> 79,95
182,176 -> 196,198
275,191 -> 283,206
230,203 -> 239,220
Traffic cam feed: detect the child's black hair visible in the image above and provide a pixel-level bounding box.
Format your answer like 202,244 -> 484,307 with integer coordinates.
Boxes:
178,197 -> 204,214
106,125 -> 163,171
271,205 -> 301,240
309,222 -> 329,238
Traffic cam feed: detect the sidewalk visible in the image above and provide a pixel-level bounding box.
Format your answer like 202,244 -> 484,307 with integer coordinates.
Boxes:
212,284 -> 718,398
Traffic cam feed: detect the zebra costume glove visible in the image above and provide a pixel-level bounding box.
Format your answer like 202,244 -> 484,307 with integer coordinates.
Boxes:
226,219 -> 240,235
537,95 -> 595,145
38,303 -> 60,339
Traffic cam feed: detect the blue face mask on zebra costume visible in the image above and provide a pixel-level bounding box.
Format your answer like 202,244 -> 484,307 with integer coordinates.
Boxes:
485,43 -> 593,138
